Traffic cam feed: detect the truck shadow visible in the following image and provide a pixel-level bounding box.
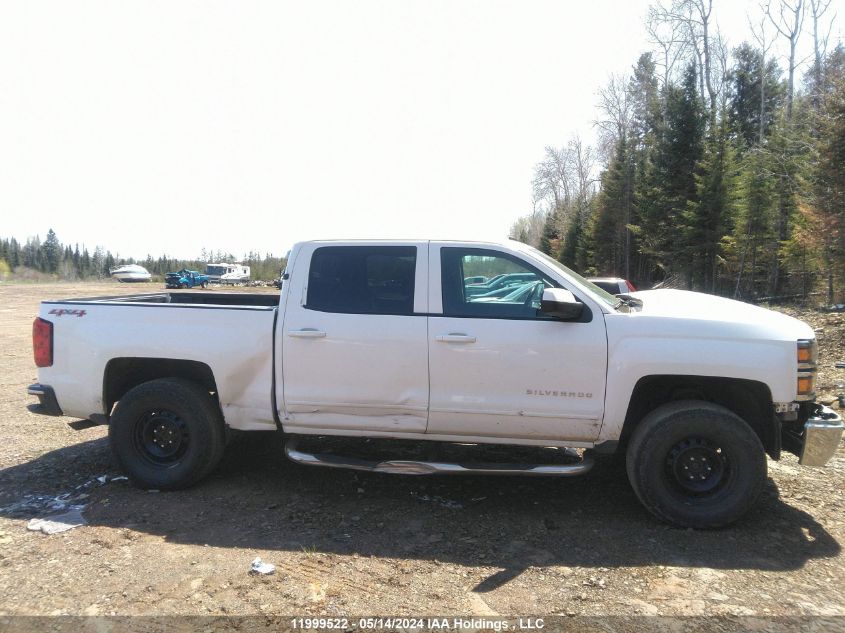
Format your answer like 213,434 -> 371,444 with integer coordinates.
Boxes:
0,432 -> 840,593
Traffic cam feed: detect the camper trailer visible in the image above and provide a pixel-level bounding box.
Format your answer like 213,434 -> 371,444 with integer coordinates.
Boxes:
205,263 -> 251,284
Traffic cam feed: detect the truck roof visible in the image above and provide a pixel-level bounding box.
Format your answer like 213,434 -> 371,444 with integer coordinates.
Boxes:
294,237 -> 528,249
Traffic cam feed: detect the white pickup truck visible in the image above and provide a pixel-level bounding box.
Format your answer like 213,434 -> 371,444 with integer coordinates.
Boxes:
28,239 -> 844,528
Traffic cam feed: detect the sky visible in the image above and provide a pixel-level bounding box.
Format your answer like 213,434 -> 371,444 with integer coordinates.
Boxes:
1,0 -> 842,260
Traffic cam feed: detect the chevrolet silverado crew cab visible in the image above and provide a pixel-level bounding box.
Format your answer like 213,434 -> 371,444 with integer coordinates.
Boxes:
28,239 -> 844,528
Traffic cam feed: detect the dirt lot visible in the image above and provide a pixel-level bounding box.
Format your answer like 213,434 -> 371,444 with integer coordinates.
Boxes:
0,281 -> 843,618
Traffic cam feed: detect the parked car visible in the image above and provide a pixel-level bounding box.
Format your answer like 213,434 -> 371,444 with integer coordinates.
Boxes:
165,269 -> 209,289
463,276 -> 488,285
464,272 -> 541,297
471,281 -> 545,304
588,277 -> 637,295
468,282 -> 531,301
28,238 -> 843,529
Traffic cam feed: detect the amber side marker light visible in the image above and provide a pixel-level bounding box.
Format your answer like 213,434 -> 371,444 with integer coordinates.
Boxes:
797,376 -> 815,395
797,339 -> 817,364
33,317 -> 53,367
796,339 -> 817,400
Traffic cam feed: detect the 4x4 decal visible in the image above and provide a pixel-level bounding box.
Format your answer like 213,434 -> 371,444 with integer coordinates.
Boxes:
48,308 -> 87,317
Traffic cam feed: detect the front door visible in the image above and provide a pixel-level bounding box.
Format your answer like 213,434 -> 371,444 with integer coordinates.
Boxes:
427,246 -> 607,442
281,243 -> 430,434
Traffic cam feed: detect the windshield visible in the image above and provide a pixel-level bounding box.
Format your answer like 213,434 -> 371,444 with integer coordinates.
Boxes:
206,265 -> 226,276
525,246 -> 621,310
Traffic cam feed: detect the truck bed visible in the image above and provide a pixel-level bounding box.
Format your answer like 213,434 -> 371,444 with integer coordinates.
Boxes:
37,291 -> 279,431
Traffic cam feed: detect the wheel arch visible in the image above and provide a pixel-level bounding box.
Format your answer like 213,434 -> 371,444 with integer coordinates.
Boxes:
618,375 -> 777,459
103,357 -> 219,416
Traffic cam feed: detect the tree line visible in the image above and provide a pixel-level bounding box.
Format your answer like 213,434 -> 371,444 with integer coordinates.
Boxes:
0,230 -> 287,282
511,0 -> 844,303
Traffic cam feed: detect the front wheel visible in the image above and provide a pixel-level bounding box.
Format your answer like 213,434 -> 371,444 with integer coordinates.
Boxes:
109,378 -> 226,489
626,400 -> 766,528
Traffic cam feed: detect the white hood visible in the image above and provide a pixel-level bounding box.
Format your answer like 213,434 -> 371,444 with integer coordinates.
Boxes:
626,289 -> 815,341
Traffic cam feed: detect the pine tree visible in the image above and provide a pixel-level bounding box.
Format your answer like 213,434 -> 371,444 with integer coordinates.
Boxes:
728,43 -> 785,149
41,229 -> 61,273
104,252 -> 115,276
81,248 -> 91,277
810,62 -> 845,302
640,64 -> 705,285
629,53 -> 661,153
560,199 -> 595,274
592,137 -> 635,276
538,210 -> 560,256
733,149 -> 777,298
683,119 -> 738,292
9,238 -> 21,268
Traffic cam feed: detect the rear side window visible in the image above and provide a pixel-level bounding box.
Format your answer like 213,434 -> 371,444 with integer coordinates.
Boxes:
306,246 -> 416,315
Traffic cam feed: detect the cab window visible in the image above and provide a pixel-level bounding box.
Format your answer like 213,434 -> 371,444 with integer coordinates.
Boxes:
306,246 -> 416,315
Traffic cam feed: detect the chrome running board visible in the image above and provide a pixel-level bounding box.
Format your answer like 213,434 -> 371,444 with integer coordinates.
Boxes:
284,438 -> 594,476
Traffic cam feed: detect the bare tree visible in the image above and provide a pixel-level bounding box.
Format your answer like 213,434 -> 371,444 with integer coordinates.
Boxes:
569,135 -> 597,210
595,73 -> 633,158
765,0 -> 806,294
510,195 -> 547,248
532,146 -> 573,213
526,136 -> 599,257
650,0 -> 719,115
809,0 -> 836,101
767,0 -> 806,120
595,73 -> 638,278
647,6 -> 690,88
749,5 -> 777,144
711,27 -> 731,110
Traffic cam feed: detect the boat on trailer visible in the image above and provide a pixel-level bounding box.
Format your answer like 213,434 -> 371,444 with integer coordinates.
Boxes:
109,264 -> 152,283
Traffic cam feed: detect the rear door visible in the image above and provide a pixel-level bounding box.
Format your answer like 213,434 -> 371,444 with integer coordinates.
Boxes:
280,242 -> 429,433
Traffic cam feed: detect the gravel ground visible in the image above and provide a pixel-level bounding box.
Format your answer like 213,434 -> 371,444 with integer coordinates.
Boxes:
0,282 -> 843,618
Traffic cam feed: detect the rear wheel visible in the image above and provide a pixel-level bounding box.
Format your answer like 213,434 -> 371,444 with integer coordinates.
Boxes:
626,400 -> 766,528
109,378 -> 225,489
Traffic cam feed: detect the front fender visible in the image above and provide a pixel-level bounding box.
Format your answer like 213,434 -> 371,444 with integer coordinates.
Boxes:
599,319 -> 795,441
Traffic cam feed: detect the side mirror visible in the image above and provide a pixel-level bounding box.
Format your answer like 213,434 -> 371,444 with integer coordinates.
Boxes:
540,288 -> 584,320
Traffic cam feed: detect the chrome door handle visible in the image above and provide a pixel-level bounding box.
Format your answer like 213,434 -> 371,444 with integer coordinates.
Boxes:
435,333 -> 476,343
288,329 -> 327,338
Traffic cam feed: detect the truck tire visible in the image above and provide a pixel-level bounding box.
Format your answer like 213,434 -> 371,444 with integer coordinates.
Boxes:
201,281 -> 208,289
626,400 -> 766,529
109,378 -> 226,490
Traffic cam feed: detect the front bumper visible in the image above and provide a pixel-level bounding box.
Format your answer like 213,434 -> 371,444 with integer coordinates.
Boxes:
799,404 -> 844,467
27,383 -> 63,416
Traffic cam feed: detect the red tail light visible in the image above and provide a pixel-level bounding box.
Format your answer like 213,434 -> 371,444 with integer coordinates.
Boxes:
33,318 -> 53,367
625,280 -> 637,292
